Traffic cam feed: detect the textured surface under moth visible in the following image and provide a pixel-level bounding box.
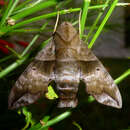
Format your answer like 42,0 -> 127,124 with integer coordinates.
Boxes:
8,22 -> 122,109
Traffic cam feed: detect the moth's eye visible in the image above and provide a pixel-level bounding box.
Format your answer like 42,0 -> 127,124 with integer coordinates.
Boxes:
96,67 -> 100,71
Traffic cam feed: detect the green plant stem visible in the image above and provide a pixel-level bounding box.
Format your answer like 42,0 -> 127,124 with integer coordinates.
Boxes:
80,0 -> 91,38
21,107 -> 33,130
39,111 -> 71,129
72,20 -> 78,25
85,0 -> 111,43
5,45 -> 21,59
0,0 -> 19,27
88,2 -> 130,10
0,55 -> 14,63
28,116 -> 50,130
115,69 -> 130,84
39,38 -> 51,50
117,2 -> 130,6
89,4 -> 108,10
22,113 -> 31,130
9,28 -> 41,33
29,111 -> 71,130
11,2 -> 130,17
55,0 -> 72,10
21,22 -> 48,57
73,121 -> 82,130
1,2 -> 126,36
11,0 -> 57,21
0,38 -> 50,78
0,0 -> 14,26
88,0 -> 119,48
13,0 -> 33,12
8,8 -> 80,31
0,54 -> 29,78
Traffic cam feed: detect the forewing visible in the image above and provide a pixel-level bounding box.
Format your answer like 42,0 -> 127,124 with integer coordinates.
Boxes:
8,40 -> 55,109
35,39 -> 55,61
80,45 -> 122,108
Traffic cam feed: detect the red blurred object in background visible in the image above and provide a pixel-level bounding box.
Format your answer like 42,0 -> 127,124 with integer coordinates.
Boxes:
0,39 -> 29,54
0,45 -> 9,54
0,39 -> 14,54
0,0 -> 5,5
16,41 -> 29,47
0,39 -> 14,48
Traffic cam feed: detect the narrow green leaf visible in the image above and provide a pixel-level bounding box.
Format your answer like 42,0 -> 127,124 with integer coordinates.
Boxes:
80,0 -> 91,38
85,0 -> 111,43
22,107 -> 32,130
5,45 -> 21,59
88,0 -> 119,48
0,54 -> 29,78
8,8 -> 81,31
11,0 -> 57,21
0,55 -> 14,63
0,0 -> 19,27
115,69 -> 130,84
13,0 -> 33,13
20,22 -> 48,57
73,121 -> 82,130
29,116 -> 50,130
9,28 -> 41,33
39,111 -> 71,129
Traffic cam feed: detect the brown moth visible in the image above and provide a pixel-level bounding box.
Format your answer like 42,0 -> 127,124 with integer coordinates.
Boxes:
8,22 -> 122,109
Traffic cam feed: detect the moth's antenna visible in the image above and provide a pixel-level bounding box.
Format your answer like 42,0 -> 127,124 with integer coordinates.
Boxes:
79,9 -> 82,37
53,11 -> 59,34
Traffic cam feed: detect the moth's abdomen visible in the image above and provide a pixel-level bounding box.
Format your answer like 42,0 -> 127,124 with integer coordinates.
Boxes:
57,82 -> 78,108
55,61 -> 80,108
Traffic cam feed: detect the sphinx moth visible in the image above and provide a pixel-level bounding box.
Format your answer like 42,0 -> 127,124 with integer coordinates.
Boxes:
8,22 -> 122,109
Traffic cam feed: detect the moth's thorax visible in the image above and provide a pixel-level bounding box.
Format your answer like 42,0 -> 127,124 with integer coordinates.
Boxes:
54,22 -> 81,60
54,22 -> 80,49
54,36 -> 81,60
55,48 -> 80,61
55,22 -> 77,42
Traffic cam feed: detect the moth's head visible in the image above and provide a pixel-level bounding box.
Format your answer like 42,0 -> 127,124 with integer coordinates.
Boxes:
54,22 -> 77,42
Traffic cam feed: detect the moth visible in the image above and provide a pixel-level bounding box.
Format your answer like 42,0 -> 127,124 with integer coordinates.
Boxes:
8,22 -> 122,109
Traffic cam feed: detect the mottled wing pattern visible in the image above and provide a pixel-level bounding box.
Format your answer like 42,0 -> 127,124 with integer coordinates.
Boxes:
8,40 -> 55,109
8,22 -> 122,109
80,43 -> 122,108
